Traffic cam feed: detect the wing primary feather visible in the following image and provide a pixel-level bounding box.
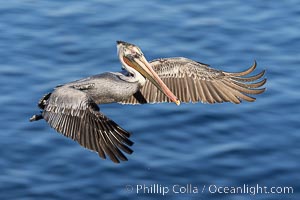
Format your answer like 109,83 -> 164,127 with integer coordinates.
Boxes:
113,129 -> 134,146
210,82 -> 230,102
231,89 -> 256,102
101,134 -> 120,163
100,119 -> 128,161
74,117 -> 80,139
109,132 -> 133,154
106,121 -> 133,146
230,70 -> 265,82
216,82 -> 241,104
104,131 -> 127,161
231,78 -> 267,89
223,80 -> 265,95
188,78 -> 198,103
81,115 -> 90,149
107,131 -> 129,160
182,78 -> 189,102
195,79 -> 205,102
57,113 -> 65,133
183,76 -> 192,102
206,81 -> 223,103
223,61 -> 257,76
200,80 -> 214,103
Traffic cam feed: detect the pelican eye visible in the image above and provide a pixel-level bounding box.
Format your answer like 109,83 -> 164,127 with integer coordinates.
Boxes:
133,53 -> 142,58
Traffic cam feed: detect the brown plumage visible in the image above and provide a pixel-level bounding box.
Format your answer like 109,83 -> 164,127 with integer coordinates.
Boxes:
30,41 -> 267,163
120,57 -> 266,105
40,87 -> 133,163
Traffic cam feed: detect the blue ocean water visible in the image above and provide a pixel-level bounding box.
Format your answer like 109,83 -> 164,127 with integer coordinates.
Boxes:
0,0 -> 299,199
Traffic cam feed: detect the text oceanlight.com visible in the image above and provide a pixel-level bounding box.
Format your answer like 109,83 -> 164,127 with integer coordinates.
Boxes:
125,184 -> 294,196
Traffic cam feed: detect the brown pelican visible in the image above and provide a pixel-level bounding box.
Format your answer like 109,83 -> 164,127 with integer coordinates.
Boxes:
30,41 -> 266,163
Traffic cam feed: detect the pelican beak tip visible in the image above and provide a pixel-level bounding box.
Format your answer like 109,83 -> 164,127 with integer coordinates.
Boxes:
175,100 -> 181,106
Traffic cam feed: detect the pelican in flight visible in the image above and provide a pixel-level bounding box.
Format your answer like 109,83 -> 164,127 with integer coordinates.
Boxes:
30,41 -> 266,163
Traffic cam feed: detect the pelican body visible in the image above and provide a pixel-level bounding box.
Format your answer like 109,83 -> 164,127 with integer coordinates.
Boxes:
30,41 -> 266,163
64,72 -> 141,104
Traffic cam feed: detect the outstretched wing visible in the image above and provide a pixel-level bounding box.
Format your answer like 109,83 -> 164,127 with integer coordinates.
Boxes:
42,86 -> 133,163
120,57 -> 266,104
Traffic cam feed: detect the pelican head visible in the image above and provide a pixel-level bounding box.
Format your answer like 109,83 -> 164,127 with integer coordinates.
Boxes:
117,41 -> 180,105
